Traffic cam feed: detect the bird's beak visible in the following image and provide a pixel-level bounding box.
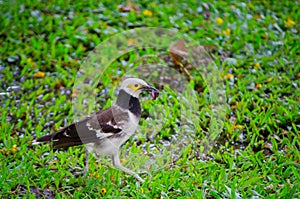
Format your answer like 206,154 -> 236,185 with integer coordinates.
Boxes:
142,85 -> 159,100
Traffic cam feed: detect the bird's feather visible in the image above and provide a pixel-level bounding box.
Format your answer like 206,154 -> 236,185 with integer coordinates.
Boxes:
36,106 -> 123,149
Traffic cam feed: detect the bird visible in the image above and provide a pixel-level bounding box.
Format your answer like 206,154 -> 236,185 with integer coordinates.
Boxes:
35,78 -> 159,182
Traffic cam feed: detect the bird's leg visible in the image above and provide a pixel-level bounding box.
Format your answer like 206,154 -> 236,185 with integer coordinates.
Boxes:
75,149 -> 89,176
83,148 -> 89,174
112,153 -> 144,182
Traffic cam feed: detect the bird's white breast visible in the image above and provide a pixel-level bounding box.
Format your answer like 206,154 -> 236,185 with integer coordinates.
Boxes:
88,108 -> 140,156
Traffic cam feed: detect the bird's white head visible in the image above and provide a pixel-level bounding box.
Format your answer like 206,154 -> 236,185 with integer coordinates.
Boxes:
120,78 -> 159,99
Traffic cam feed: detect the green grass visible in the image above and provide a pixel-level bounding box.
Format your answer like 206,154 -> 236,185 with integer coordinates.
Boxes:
0,0 -> 299,198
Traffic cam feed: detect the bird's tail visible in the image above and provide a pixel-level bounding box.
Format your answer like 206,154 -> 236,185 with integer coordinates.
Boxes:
32,134 -> 52,145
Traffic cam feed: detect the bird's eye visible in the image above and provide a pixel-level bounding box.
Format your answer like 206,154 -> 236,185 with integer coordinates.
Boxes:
134,84 -> 139,87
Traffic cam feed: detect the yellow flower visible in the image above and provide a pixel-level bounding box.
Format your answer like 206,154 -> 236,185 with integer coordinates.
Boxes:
284,17 -> 295,27
143,10 -> 153,17
101,188 -> 107,195
223,28 -> 231,36
33,71 -> 45,78
1,148 -> 6,155
110,175 -> 115,181
254,62 -> 260,68
71,88 -> 80,97
234,125 -> 243,129
27,58 -> 36,67
11,144 -> 17,153
120,158 -> 126,163
255,83 -> 262,89
27,58 -> 32,64
225,73 -> 234,80
127,38 -> 136,46
216,17 -> 223,25
266,77 -> 273,83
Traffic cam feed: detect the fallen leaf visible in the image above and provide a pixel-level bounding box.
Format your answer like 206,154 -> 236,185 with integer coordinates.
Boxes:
55,81 -> 63,89
264,142 -> 272,149
169,39 -> 192,79
170,39 -> 188,66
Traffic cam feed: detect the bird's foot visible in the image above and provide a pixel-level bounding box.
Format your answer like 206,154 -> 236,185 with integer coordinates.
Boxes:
74,168 -> 88,177
134,174 -> 145,183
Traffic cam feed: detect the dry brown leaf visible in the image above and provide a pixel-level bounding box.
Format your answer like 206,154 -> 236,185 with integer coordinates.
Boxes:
169,39 -> 192,79
55,81 -> 63,89
170,39 -> 188,66
264,142 -> 272,149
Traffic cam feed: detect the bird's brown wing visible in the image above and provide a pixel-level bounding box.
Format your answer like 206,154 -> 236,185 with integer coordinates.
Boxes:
36,107 -> 123,149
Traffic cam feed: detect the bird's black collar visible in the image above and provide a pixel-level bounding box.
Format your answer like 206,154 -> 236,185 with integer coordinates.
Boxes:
116,89 -> 141,117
